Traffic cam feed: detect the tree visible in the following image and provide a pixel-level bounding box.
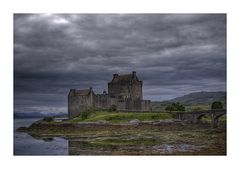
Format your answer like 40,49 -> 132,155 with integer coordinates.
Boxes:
165,102 -> 185,112
211,101 -> 223,110
42,117 -> 54,122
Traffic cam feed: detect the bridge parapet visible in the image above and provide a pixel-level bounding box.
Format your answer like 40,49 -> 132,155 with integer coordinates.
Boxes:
172,109 -> 226,127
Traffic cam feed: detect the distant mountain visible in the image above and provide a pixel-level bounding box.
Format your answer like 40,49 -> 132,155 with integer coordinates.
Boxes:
165,91 -> 226,106
14,112 -> 67,119
151,91 -> 226,111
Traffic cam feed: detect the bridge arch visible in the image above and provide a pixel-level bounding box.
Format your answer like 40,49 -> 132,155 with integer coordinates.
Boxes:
174,109 -> 226,127
214,113 -> 226,120
212,112 -> 226,127
196,113 -> 212,123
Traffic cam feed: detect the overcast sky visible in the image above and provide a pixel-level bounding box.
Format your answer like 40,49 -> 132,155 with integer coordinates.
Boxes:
14,14 -> 226,113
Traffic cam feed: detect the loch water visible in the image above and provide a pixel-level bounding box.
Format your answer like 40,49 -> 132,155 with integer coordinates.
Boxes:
14,118 -> 68,155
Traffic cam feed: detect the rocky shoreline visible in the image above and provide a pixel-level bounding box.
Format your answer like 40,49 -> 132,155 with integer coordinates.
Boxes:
17,118 -> 188,132
16,118 -> 226,155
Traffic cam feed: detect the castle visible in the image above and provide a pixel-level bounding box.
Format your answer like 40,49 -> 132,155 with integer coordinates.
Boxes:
68,71 -> 151,118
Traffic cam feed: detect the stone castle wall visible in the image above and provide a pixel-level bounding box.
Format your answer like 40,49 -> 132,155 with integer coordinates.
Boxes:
94,94 -> 117,109
68,89 -> 94,118
68,72 -> 152,118
108,73 -> 142,100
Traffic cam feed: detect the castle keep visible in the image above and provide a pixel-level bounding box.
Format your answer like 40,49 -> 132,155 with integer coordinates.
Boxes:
68,71 -> 151,118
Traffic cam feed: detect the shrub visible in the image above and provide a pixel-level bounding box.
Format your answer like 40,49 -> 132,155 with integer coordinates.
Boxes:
211,101 -> 223,110
42,117 -> 54,122
165,102 -> 185,112
80,107 -> 95,120
109,104 -> 117,112
80,111 -> 90,120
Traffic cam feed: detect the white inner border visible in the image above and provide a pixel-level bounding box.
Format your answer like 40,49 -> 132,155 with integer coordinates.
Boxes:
1,0 -> 240,169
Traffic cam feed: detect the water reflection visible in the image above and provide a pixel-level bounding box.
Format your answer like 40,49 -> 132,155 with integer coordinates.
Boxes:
14,119 -> 68,155
19,131 -> 203,155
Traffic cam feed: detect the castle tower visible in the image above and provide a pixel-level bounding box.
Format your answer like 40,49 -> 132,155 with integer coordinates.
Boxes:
108,71 -> 143,101
68,87 -> 94,118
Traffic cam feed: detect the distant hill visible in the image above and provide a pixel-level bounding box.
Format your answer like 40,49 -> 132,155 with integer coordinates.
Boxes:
14,112 -> 67,119
166,91 -> 226,106
151,91 -> 226,111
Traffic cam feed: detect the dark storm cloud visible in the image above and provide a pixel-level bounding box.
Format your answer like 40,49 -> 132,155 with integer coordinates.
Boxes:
14,14 -> 226,113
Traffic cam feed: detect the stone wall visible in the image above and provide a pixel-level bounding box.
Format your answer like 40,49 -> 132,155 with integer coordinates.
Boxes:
117,101 -> 127,110
68,72 -> 152,118
94,94 -> 118,110
108,81 -> 142,100
108,72 -> 143,100
68,89 -> 94,118
94,94 -> 108,109
141,100 -> 151,111
122,99 -> 151,111
68,92 -> 152,118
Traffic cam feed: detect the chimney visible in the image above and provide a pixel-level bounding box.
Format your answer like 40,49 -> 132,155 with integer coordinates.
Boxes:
132,71 -> 136,77
70,89 -> 76,93
113,73 -> 118,78
69,89 -> 76,96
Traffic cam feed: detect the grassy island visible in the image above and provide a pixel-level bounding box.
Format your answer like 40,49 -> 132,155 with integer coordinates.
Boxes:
17,111 -> 226,155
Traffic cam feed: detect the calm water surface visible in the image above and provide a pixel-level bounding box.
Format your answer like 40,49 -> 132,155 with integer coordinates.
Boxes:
14,118 -> 68,155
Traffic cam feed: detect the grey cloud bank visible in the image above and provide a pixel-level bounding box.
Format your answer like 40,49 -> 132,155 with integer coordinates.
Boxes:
14,14 -> 226,113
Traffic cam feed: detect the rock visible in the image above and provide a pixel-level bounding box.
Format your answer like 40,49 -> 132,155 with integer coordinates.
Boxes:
142,120 -> 152,123
129,119 -> 140,125
77,122 -> 97,125
16,126 -> 28,132
152,119 -> 184,125
97,120 -> 109,124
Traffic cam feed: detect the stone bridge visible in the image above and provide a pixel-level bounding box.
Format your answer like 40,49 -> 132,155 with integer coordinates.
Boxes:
172,109 -> 226,127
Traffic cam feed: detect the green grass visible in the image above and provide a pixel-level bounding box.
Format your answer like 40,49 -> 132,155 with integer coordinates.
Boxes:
219,114 -> 226,122
90,138 -> 159,146
185,104 -> 211,111
69,111 -> 173,123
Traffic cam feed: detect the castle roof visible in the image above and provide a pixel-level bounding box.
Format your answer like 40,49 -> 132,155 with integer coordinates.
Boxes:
114,74 -> 132,81
75,89 -> 92,96
110,71 -> 141,83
